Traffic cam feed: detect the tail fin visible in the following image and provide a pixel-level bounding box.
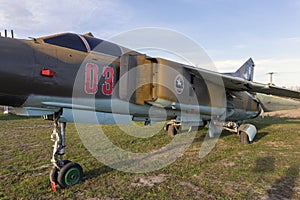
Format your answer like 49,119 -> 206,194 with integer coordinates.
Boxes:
233,58 -> 255,81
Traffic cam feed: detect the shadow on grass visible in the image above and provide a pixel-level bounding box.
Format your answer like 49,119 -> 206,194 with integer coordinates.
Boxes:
249,116 -> 300,130
192,117 -> 299,144
253,157 -> 299,198
192,129 -> 269,144
252,132 -> 269,143
0,114 -> 36,121
253,156 -> 275,173
84,165 -> 114,180
267,165 -> 299,199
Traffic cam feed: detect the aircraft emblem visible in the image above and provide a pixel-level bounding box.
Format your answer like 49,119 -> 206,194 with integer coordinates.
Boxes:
175,74 -> 184,94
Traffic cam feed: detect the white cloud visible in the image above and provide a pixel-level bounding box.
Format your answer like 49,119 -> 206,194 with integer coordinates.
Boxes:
255,58 -> 300,86
255,58 -> 300,73
233,44 -> 248,49
0,1 -> 35,28
280,37 -> 300,43
0,0 -> 133,38
214,58 -> 300,87
213,59 -> 248,72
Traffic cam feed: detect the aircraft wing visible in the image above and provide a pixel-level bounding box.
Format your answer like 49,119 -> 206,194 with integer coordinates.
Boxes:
222,75 -> 300,99
187,67 -> 300,100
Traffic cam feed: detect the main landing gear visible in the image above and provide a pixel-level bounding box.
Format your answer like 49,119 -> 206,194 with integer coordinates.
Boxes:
49,114 -> 83,191
165,120 -> 182,137
164,119 -> 206,136
165,120 -> 257,144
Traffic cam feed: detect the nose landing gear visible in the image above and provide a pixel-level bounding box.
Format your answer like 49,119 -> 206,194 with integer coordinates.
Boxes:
49,114 -> 83,191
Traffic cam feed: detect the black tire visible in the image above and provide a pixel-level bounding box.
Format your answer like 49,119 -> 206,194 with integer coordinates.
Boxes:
49,160 -> 71,184
168,124 -> 177,136
240,131 -> 250,144
49,167 -> 58,184
164,124 -> 170,131
57,162 -> 83,188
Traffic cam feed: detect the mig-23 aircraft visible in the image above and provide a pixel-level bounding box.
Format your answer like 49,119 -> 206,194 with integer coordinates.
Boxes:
0,32 -> 300,190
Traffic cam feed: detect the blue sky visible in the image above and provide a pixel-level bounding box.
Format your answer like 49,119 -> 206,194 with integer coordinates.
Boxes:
1,0 -> 300,87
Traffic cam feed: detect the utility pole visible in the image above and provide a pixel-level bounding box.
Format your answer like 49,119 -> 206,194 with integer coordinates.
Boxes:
267,72 -> 276,85
3,106 -> 10,114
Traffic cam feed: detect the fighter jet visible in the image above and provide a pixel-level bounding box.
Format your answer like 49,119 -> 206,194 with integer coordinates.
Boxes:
0,32 -> 299,190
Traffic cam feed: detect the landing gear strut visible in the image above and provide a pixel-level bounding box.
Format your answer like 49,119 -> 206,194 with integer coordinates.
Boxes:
223,122 -> 257,144
164,120 -> 181,136
165,119 -> 207,136
165,119 -> 257,144
49,113 -> 83,191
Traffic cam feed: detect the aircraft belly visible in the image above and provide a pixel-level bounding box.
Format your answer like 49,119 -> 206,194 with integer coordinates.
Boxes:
0,94 -> 28,107
226,109 -> 260,121
60,108 -> 132,124
19,95 -> 219,123
13,107 -> 58,116
225,91 -> 261,121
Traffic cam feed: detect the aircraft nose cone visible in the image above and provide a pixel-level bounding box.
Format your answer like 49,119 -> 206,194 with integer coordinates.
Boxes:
0,37 -> 34,95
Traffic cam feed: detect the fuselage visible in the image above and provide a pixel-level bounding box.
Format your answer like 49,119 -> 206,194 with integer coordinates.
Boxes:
0,33 -> 261,123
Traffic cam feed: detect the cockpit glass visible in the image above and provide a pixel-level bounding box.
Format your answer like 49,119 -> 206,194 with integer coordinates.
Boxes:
44,33 -> 87,52
43,33 -> 122,56
83,36 -> 122,56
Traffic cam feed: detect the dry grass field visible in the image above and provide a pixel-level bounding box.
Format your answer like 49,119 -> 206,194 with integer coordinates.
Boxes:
0,113 -> 299,199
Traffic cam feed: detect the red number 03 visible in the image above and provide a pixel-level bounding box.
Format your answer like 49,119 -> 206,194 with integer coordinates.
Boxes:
102,66 -> 114,95
85,63 -> 99,94
84,63 -> 114,95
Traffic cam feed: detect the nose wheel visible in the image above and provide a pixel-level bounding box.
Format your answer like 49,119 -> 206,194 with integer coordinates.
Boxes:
49,113 -> 83,191
57,162 -> 83,188
50,161 -> 83,190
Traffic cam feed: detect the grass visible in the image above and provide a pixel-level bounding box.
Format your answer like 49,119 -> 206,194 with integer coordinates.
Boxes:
0,114 -> 299,199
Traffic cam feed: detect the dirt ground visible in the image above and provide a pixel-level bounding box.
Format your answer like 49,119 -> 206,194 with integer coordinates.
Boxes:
265,108 -> 300,118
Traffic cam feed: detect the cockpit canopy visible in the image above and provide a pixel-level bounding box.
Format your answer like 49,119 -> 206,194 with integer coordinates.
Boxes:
41,33 -> 122,56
